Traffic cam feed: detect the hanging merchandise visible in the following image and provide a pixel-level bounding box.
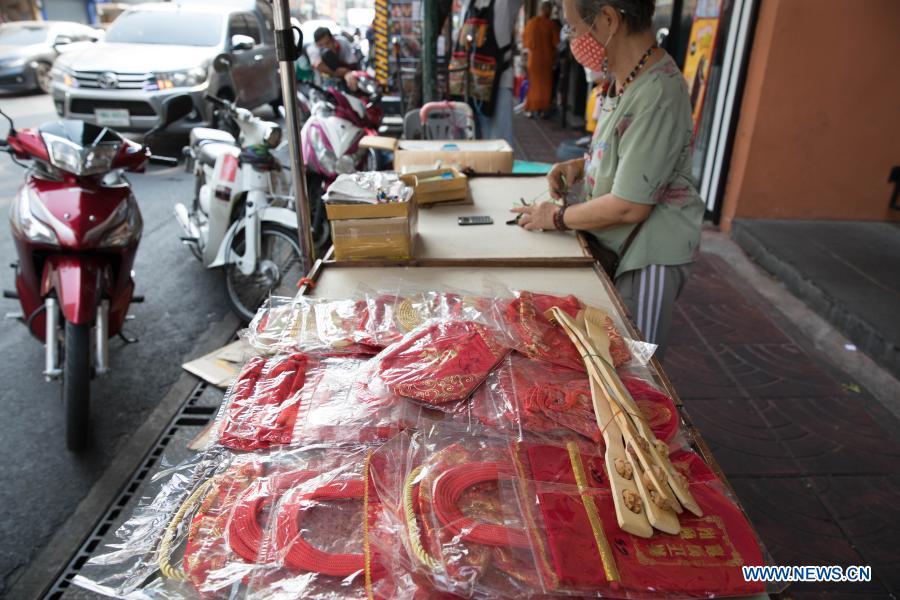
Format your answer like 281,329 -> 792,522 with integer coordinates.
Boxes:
448,0 -> 511,115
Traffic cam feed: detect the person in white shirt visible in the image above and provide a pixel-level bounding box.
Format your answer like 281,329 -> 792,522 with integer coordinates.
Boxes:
307,27 -> 359,79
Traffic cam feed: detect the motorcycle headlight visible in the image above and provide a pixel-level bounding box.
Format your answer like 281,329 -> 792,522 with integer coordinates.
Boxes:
154,67 -> 208,90
9,186 -> 59,246
42,133 -> 120,176
99,195 -> 142,248
264,124 -> 282,149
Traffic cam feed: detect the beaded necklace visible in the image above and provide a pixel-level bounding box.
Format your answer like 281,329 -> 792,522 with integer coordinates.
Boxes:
602,43 -> 658,113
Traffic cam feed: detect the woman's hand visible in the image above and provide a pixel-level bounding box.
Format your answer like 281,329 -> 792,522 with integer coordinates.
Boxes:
547,159 -> 584,200
510,201 -> 560,231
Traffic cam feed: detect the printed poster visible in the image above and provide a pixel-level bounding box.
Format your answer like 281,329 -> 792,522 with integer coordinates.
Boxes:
683,16 -> 719,129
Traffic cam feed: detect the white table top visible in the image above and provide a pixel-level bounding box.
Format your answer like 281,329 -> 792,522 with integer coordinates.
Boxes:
414,176 -> 586,260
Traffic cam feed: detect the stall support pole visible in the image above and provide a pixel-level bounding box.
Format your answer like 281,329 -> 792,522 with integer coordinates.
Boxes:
422,0 -> 438,103
272,0 -> 314,271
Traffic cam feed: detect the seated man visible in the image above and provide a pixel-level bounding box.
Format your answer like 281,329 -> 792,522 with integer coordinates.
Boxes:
309,27 -> 359,80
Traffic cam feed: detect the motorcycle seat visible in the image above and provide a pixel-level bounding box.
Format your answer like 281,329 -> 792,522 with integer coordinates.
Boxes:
198,142 -> 240,168
190,127 -> 236,148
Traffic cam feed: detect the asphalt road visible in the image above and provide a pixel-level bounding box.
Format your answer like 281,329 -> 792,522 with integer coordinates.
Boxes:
0,92 -> 232,595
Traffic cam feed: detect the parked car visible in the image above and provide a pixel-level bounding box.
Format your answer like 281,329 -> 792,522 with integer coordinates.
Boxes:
49,2 -> 280,134
0,21 -> 102,94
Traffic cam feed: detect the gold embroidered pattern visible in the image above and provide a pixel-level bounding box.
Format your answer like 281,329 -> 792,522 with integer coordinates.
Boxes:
567,442 -> 620,583
633,515 -> 744,567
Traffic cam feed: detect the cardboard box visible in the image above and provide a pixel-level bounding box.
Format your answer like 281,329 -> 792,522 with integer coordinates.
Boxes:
361,137 -> 514,174
400,168 -> 469,205
332,214 -> 417,260
325,198 -> 413,220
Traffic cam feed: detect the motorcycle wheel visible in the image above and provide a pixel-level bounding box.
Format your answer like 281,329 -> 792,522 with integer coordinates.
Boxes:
62,320 -> 90,452
305,173 -> 331,256
225,223 -> 303,323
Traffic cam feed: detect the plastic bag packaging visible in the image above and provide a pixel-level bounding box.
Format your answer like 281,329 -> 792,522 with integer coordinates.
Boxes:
291,356 -> 418,444
366,319 -> 511,412
445,353 -> 685,447
71,450 -> 229,599
215,354 -> 419,451
357,280 -> 519,348
245,296 -> 307,355
243,446 -> 415,600
495,288 -> 659,370
74,445 -> 386,599
369,428 -> 546,599
216,353 -> 313,451
511,440 -> 775,598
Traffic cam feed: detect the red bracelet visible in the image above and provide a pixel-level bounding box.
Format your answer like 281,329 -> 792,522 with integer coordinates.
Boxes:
553,205 -> 569,231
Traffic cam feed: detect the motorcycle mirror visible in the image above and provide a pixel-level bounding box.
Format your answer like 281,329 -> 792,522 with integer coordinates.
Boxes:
212,54 -> 233,74
160,94 -> 194,128
144,94 -> 194,142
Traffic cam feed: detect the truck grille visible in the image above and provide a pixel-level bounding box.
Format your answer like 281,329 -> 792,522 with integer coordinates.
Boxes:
73,70 -> 152,90
70,98 -> 157,117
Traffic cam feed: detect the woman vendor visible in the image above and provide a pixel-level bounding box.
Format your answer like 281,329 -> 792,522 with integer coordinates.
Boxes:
512,0 -> 703,356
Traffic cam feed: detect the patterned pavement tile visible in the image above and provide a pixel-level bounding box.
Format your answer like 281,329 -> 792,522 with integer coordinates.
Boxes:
728,478 -> 888,596
755,398 -> 900,475
712,342 -> 846,398
662,342 -> 744,399
812,476 -> 900,594
679,302 -> 790,345
679,259 -> 752,307
682,399 -> 799,476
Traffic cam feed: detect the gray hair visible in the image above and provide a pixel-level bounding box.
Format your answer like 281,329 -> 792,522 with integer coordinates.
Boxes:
574,0 -> 655,33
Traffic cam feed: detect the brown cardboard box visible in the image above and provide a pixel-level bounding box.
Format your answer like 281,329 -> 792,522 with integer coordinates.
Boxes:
361,137 -> 514,174
332,214 -> 417,260
400,168 -> 469,205
325,198 -> 413,220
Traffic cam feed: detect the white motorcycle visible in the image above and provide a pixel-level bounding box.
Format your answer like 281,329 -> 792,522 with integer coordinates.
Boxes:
175,93 -> 302,322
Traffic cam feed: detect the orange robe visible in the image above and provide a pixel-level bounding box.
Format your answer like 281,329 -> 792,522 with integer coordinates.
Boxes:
523,15 -> 560,112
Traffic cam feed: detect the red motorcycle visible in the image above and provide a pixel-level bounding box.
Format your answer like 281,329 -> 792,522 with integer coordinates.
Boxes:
1,96 -> 192,451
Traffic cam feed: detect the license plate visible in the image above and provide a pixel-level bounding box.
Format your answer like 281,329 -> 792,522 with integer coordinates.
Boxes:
94,108 -> 130,127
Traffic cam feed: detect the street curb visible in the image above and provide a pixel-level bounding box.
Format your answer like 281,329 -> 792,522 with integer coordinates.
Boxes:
702,229 -> 900,423
5,312 -> 241,600
731,221 -> 900,382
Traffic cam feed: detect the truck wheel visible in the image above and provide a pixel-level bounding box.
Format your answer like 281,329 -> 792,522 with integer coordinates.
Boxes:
62,320 -> 91,452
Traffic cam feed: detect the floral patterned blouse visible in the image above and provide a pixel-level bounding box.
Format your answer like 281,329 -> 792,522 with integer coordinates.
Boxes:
583,53 -> 704,278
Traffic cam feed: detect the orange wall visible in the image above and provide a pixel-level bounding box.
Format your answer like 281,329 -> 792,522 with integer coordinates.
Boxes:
720,0 -> 900,229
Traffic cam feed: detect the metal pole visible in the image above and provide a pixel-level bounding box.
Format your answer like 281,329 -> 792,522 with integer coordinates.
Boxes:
422,0 -> 437,103
271,0 -> 314,272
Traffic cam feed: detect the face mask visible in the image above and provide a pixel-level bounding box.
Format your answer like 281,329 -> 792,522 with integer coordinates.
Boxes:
570,27 -> 613,73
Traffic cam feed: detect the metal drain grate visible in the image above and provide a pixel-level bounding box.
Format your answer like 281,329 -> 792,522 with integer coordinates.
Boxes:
44,380 -> 218,599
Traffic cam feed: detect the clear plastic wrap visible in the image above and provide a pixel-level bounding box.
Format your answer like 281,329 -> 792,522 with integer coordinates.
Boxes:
369,428 -> 544,599
511,440 -> 771,598
74,445 -> 408,599
444,353 -> 685,448
370,426 -> 774,599
214,354 -> 418,450
369,319 -> 511,411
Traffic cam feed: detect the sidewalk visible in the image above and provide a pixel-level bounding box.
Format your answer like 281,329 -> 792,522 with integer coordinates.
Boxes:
513,115 -> 900,598
732,219 -> 900,382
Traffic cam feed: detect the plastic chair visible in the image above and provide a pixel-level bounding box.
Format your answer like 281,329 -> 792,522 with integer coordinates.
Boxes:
403,109 -> 423,139
418,101 -> 476,140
